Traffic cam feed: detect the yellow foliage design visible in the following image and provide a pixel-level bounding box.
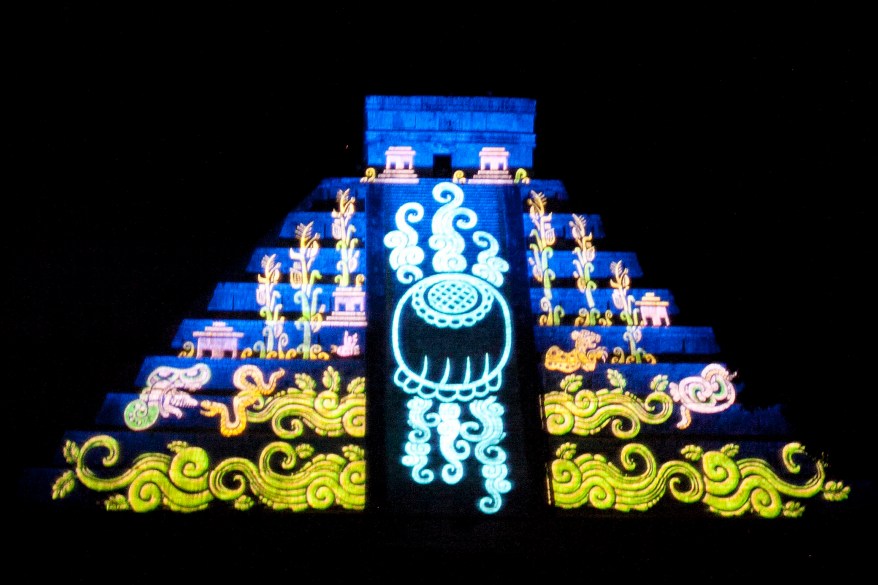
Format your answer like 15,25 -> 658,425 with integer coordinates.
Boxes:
201,365 -> 286,437
541,375 -> 673,438
201,365 -> 365,439
548,441 -> 849,518
249,368 -> 366,439
52,435 -> 366,512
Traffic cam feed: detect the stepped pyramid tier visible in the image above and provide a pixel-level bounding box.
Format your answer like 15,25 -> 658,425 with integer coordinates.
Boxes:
21,96 -> 855,521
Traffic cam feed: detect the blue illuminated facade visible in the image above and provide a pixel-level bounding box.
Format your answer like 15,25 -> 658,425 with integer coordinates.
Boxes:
22,95 -> 855,524
364,95 -> 536,172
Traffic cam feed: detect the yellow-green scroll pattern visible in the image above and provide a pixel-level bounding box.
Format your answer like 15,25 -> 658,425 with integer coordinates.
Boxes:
201,365 -> 365,438
548,441 -> 849,518
541,388 -> 673,438
51,434 -> 366,512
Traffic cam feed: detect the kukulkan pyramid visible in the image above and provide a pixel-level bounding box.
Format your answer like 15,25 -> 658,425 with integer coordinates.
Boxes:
22,95 -> 855,520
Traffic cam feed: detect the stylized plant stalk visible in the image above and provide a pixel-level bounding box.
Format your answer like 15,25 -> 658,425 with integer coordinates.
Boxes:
609,260 -> 655,364
244,253 -> 290,358
571,213 -> 608,326
332,189 -> 364,288
290,222 -> 327,360
528,191 -> 564,326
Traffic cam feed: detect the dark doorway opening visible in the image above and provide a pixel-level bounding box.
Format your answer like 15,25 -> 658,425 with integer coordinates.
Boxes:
433,154 -> 452,178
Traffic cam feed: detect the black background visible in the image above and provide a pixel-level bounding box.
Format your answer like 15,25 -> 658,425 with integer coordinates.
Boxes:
8,3 -> 875,582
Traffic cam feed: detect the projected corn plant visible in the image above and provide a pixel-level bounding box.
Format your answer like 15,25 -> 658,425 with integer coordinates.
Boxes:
241,253 -> 291,359
290,222 -> 328,360
609,260 -> 656,364
571,214 -> 612,326
332,188 -> 363,289
528,191 -> 564,326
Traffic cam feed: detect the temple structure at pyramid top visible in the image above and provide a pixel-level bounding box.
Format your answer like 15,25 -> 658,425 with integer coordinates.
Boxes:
23,95 -> 854,520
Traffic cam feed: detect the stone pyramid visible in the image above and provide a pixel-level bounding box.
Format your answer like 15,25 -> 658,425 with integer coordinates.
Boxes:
19,96 -> 858,526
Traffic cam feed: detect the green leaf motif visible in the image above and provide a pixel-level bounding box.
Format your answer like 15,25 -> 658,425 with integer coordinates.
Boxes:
105,494 -> 130,511
560,374 -> 583,393
606,369 -> 626,390
344,445 -> 365,461
62,441 -> 79,464
296,444 -> 315,459
650,374 -> 669,393
323,366 -> 341,393
51,470 -> 76,500
557,442 -> 577,460
295,373 -> 316,393
823,481 -> 851,502
348,377 -> 366,395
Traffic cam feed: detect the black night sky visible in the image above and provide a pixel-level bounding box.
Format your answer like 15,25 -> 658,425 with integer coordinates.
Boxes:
8,3 -> 875,582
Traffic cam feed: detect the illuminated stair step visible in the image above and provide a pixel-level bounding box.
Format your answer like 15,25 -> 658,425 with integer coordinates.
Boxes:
278,212 -> 367,241
539,399 -> 789,437
543,436 -> 815,469
245,247 -> 368,274
538,362 -> 736,393
533,325 -> 720,355
521,212 -> 607,240
288,177 -> 372,206
133,355 -> 365,389
95,391 -> 366,432
528,250 -> 643,279
171,319 -> 366,351
207,282 -> 368,313
512,179 -> 574,202
529,288 -> 677,316
52,429 -> 365,460
21,464 -> 368,511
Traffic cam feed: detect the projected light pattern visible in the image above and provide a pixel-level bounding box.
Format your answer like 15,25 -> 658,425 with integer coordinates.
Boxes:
669,363 -> 736,429
197,365 -> 366,438
385,181 -> 512,513
541,365 -> 738,437
35,96 -> 856,524
541,370 -> 674,438
548,441 -> 849,517
544,329 -> 608,373
124,364 -> 211,431
52,435 -> 365,512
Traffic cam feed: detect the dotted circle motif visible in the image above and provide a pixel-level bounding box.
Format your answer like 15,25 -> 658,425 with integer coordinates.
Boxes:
411,275 -> 495,328
426,280 -> 479,314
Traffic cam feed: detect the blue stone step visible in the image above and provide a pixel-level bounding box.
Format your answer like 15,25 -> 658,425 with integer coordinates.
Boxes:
537,362 -> 735,394
45,430 -> 364,470
526,250 -> 643,279
279,212 -> 367,241
245,247 -> 368,275
529,288 -> 678,318
94,391 -> 365,433
533,325 -> 721,356
172,318 -> 366,352
522,212 -> 606,240
207,282 -> 367,313
133,355 -> 366,389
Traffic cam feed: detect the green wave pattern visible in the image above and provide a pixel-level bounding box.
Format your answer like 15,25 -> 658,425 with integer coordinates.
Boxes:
549,441 -> 849,518
53,434 -> 366,512
542,388 -> 674,438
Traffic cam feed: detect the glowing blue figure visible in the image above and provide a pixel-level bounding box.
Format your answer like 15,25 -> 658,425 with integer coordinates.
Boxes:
385,181 -> 513,513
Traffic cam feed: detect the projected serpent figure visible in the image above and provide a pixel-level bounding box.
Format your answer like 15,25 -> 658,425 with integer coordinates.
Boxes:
384,181 -> 512,514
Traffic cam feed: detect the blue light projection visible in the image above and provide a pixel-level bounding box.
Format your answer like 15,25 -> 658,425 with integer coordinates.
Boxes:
384,181 -> 512,513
